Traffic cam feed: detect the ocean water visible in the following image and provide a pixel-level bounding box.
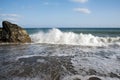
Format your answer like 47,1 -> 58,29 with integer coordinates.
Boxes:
0,28 -> 120,80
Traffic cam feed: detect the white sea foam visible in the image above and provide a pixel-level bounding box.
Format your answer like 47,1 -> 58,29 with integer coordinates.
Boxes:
62,75 -> 120,80
13,76 -> 120,80
16,55 -> 39,60
71,54 -> 120,77
36,59 -> 46,63
30,28 -> 120,46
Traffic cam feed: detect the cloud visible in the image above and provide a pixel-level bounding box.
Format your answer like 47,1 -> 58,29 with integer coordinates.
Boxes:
74,8 -> 91,14
0,14 -> 21,20
71,0 -> 88,3
0,14 -> 22,23
0,14 -> 21,18
3,17 -> 19,22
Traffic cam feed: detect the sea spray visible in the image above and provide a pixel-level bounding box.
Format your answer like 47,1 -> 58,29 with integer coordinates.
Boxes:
30,28 -> 120,46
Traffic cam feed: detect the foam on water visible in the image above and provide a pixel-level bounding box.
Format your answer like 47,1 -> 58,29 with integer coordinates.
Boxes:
71,53 -> 120,78
30,28 -> 120,46
62,75 -> 120,80
12,76 -> 120,80
15,44 -> 120,79
16,55 -> 39,60
1,43 -> 120,80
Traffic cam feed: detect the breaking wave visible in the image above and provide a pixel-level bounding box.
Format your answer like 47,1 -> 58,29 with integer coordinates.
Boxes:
30,28 -> 120,46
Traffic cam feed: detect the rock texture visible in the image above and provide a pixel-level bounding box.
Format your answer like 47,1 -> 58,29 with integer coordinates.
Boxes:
0,28 -> 2,41
0,21 -> 31,43
88,77 -> 101,80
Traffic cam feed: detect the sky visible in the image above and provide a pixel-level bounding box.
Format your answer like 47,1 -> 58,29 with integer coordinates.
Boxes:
0,0 -> 120,28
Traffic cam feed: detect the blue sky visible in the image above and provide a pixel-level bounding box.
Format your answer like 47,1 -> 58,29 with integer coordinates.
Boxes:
0,0 -> 120,27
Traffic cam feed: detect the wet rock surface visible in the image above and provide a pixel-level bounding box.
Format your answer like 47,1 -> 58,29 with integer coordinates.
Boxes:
88,77 -> 101,80
0,21 -> 31,43
0,56 -> 74,80
0,28 -> 2,41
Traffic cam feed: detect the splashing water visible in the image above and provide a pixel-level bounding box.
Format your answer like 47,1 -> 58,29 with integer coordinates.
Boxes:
30,28 -> 120,46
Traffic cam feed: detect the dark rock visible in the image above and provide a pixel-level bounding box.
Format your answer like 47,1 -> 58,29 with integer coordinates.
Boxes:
0,21 -> 31,43
2,56 -> 72,80
73,78 -> 81,80
0,28 -> 2,41
88,77 -> 101,80
109,72 -> 120,78
88,69 -> 97,75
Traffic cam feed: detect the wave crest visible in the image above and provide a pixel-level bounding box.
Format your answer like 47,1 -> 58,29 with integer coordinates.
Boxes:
30,28 -> 120,46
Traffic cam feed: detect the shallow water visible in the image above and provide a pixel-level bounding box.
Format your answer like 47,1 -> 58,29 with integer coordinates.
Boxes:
0,44 -> 120,80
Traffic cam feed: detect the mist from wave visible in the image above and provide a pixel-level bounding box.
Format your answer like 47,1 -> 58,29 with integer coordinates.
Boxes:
30,28 -> 120,46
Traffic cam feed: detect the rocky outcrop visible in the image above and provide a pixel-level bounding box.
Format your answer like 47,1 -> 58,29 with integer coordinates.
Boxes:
0,28 -> 2,41
0,21 -> 31,43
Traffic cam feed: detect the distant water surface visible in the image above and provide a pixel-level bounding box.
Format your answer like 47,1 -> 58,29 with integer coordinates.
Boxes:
26,28 -> 120,37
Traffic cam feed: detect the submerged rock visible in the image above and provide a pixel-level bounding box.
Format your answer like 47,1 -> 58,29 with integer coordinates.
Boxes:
88,77 -> 101,80
73,78 -> 81,80
0,21 -> 31,43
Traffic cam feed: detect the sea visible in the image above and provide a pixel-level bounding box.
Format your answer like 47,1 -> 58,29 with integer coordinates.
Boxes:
0,28 -> 120,80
